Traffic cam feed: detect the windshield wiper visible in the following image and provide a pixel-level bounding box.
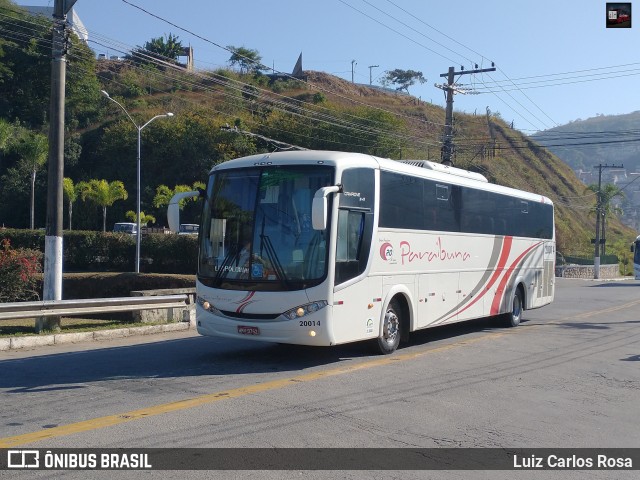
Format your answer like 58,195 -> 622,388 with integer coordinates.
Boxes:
259,234 -> 289,288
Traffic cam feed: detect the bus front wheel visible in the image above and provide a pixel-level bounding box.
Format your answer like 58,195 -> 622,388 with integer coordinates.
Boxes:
377,299 -> 401,354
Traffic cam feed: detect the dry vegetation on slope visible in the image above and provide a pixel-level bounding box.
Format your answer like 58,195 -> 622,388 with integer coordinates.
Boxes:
301,72 -> 634,254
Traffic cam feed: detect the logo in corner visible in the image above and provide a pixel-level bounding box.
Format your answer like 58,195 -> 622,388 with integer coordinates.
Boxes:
8,450 -> 39,469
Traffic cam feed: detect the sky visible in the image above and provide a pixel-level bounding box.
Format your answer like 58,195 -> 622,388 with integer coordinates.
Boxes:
14,0 -> 640,133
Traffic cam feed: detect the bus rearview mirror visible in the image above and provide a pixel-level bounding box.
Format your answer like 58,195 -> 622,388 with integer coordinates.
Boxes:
312,185 -> 341,230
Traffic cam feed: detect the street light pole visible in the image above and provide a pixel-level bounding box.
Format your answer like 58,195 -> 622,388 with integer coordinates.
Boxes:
101,90 -> 173,272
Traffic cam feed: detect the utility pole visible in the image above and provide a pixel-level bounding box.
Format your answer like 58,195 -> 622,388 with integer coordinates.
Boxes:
592,163 -> 623,279
41,0 -> 78,333
351,60 -> 357,83
436,65 -> 495,166
368,65 -> 379,85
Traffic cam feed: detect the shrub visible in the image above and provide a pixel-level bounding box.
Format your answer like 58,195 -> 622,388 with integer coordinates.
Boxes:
313,92 -> 326,104
0,229 -> 197,274
0,238 -> 43,302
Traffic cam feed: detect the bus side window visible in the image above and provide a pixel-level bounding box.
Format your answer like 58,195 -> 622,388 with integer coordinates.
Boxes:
337,210 -> 363,262
335,209 -> 366,285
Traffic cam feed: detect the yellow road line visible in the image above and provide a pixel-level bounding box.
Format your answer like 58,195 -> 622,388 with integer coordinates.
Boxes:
0,333 -> 503,448
566,298 -> 640,321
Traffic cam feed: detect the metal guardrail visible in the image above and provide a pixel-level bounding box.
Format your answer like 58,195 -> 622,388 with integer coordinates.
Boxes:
0,295 -> 188,321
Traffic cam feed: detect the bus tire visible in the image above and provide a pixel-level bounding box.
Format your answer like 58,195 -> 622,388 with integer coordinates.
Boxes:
377,298 -> 402,354
503,287 -> 523,327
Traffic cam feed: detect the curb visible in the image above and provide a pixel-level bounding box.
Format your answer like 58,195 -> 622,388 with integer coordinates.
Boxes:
558,277 -> 634,282
0,322 -> 192,352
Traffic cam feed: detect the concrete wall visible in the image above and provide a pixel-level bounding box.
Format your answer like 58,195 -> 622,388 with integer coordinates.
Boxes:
555,264 -> 620,279
130,288 -> 196,324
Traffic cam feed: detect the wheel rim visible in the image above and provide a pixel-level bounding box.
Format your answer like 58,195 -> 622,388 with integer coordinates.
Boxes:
383,309 -> 400,345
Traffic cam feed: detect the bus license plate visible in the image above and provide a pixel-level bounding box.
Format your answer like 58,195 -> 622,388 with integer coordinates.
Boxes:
238,326 -> 260,335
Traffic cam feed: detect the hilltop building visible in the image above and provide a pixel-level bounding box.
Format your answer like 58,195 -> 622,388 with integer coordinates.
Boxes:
22,5 -> 88,45
268,52 -> 307,81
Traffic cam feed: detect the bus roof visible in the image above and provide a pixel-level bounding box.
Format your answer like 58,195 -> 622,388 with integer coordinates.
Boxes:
209,150 -> 553,206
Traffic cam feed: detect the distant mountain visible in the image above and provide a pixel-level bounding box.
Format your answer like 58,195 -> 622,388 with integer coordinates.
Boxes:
531,111 -> 640,175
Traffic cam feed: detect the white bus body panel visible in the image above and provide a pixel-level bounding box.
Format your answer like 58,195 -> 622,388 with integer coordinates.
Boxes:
370,231 -> 554,329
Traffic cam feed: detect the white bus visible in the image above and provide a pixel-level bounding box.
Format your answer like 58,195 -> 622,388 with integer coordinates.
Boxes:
169,151 -> 555,354
632,235 -> 640,280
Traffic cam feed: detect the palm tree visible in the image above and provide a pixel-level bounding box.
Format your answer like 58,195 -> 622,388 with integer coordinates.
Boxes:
586,183 -> 625,256
153,182 -> 205,209
125,210 -> 156,226
62,177 -> 78,230
144,33 -> 184,62
14,131 -> 48,229
77,179 -> 128,232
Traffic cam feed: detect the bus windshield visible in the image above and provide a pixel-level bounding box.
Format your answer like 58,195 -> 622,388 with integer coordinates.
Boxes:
198,165 -> 334,291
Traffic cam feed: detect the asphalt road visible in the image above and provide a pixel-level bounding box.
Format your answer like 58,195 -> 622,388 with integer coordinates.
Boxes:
1,277 -> 639,479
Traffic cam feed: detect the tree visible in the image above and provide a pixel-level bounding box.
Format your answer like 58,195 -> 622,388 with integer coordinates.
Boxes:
77,179 -> 128,232
227,46 -> 263,74
13,130 -> 48,229
125,210 -> 156,226
380,69 -> 426,93
142,33 -> 184,63
0,118 -> 14,178
153,182 -> 205,227
0,4 -> 101,129
0,118 -> 13,153
153,182 -> 205,209
0,5 -> 51,128
63,177 -> 79,230
611,238 -> 632,276
586,183 -> 625,256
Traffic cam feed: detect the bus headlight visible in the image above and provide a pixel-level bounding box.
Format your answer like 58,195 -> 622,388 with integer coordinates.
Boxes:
283,300 -> 328,320
197,296 -> 222,315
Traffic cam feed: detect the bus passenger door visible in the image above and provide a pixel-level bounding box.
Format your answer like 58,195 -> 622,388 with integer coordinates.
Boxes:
417,273 -> 460,328
332,207 -> 377,344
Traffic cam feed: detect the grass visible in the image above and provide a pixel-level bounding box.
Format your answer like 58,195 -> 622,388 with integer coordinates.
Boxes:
0,318 -> 166,338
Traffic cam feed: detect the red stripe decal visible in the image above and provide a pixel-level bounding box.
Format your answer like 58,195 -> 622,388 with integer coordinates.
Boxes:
490,242 -> 542,315
441,236 -> 513,323
235,291 -> 255,305
236,291 -> 256,313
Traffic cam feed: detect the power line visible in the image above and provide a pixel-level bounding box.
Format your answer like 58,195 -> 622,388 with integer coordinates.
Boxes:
336,0 -> 460,65
118,0 -> 448,131
380,0 -> 557,131
360,0 -> 475,64
0,12 -> 447,152
473,62 -> 640,85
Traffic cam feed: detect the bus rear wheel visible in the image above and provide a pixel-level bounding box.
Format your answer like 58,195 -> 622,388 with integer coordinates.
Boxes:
503,287 -> 523,327
377,299 -> 401,354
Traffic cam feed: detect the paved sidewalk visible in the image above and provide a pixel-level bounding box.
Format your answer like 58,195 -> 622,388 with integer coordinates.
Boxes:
0,321 -> 193,352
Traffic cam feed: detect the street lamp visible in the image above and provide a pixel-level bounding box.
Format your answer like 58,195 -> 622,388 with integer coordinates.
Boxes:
101,90 -> 174,273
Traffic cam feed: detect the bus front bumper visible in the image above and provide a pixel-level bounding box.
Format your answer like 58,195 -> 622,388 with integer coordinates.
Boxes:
195,304 -> 334,346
